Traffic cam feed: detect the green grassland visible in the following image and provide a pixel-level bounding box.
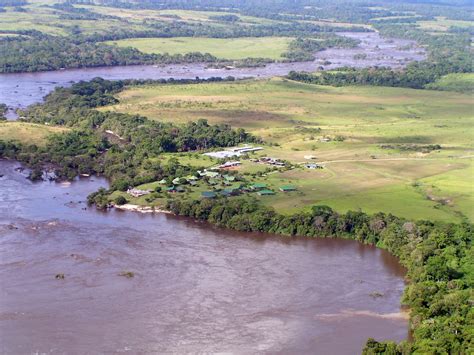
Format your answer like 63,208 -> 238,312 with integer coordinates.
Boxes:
0,3 -> 283,38
80,6 -> 283,26
104,37 -> 292,60
0,4 -> 149,36
0,121 -> 68,146
426,73 -> 474,93
417,16 -> 474,33
103,78 -> 474,222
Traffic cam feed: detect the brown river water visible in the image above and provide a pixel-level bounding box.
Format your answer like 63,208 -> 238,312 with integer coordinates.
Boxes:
0,32 -> 425,118
0,159 -> 409,354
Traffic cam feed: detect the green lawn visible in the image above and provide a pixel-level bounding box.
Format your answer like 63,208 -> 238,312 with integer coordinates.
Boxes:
104,37 -> 292,60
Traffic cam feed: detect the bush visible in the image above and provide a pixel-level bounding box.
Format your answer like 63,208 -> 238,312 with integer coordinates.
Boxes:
114,195 -> 128,205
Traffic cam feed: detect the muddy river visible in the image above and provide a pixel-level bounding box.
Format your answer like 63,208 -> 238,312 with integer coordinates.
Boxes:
0,32 -> 425,118
0,160 -> 408,353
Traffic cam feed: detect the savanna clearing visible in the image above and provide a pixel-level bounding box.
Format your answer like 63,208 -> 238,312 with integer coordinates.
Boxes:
103,78 -> 474,222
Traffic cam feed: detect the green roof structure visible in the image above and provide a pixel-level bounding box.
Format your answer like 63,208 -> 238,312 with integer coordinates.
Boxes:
201,191 -> 217,198
204,171 -> 219,178
251,183 -> 267,190
257,189 -> 275,196
220,188 -> 239,197
279,185 -> 297,192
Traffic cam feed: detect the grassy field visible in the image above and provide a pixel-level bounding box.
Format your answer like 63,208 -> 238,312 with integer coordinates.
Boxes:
103,78 -> 474,222
0,121 -> 68,146
81,6 -> 282,26
104,37 -> 292,60
417,16 -> 474,33
426,73 -> 474,93
0,5 -> 149,36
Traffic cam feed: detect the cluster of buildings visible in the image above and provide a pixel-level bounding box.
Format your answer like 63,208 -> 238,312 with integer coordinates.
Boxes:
250,156 -> 286,167
125,144 -> 317,201
127,188 -> 152,198
201,182 -> 297,199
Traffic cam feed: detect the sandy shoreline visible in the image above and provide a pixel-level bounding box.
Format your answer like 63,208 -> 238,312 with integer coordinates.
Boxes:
113,203 -> 172,214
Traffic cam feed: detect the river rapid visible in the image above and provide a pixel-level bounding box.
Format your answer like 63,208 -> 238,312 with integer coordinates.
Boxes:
0,32 -> 425,118
0,159 -> 409,354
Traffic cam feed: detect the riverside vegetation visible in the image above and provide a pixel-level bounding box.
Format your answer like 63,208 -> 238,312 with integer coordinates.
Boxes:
0,77 -> 472,354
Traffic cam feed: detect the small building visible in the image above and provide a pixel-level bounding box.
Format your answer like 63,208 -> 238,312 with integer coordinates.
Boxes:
279,185 -> 297,192
127,188 -> 151,198
257,189 -> 275,196
176,186 -> 186,193
305,163 -> 323,169
250,183 -> 267,190
203,146 -> 263,159
220,188 -> 239,197
258,157 -> 286,167
304,155 -> 317,160
229,145 -> 263,154
166,186 -> 177,193
219,161 -> 241,169
158,179 -> 167,184
201,191 -> 217,199
203,171 -> 220,178
172,177 -> 181,185
203,151 -> 240,159
223,175 -> 236,182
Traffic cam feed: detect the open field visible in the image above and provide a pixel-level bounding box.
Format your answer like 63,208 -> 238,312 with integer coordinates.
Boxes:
0,121 -> 68,146
103,78 -> 474,222
417,16 -> 474,32
0,5 -> 149,36
426,73 -> 474,93
81,6 -> 283,26
104,37 -> 292,60
1,3 -> 362,38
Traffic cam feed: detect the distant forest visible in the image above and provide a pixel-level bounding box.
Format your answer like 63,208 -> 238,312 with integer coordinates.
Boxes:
0,0 -> 472,78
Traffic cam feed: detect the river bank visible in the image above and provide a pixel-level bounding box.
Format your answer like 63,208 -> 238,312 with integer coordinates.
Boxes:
113,203 -> 172,214
0,159 -> 409,354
